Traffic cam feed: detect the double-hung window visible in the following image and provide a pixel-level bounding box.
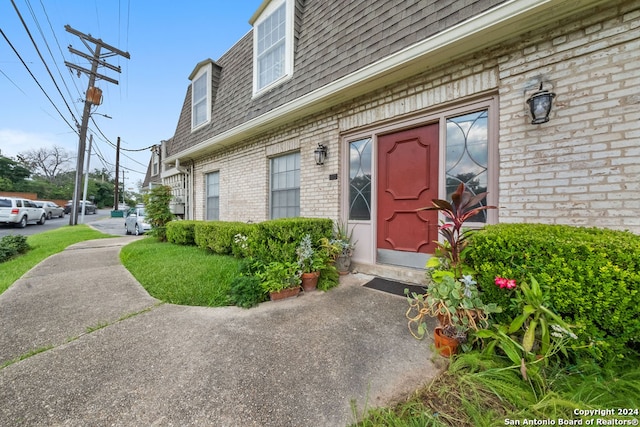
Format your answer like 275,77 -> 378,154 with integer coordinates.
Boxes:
253,0 -> 293,94
270,152 -> 300,219
206,172 -> 220,220
191,65 -> 210,130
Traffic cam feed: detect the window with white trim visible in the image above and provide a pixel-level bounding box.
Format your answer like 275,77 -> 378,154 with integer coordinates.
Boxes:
206,171 -> 219,220
445,109 -> 491,223
270,152 -> 300,219
253,0 -> 293,94
191,66 -> 210,130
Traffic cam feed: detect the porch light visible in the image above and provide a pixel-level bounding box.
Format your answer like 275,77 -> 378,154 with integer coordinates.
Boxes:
526,82 -> 555,125
314,144 -> 328,165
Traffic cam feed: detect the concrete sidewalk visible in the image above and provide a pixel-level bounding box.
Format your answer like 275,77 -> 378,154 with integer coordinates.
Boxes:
0,237 -> 440,426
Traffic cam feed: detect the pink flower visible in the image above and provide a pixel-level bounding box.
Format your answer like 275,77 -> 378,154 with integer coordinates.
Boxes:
495,277 -> 517,289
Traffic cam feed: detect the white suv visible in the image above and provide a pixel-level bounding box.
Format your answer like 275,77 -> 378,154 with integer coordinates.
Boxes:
0,197 -> 47,228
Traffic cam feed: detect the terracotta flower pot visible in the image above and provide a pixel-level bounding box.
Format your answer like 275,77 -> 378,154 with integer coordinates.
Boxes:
269,286 -> 301,301
301,271 -> 320,292
433,326 -> 459,357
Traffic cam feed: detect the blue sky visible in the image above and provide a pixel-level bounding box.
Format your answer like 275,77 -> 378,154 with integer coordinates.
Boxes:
1,0 -> 263,188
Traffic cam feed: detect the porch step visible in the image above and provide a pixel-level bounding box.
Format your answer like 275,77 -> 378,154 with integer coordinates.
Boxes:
351,262 -> 427,286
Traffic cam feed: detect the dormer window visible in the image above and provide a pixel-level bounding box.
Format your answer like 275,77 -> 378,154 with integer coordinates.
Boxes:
252,0 -> 294,94
191,62 -> 212,130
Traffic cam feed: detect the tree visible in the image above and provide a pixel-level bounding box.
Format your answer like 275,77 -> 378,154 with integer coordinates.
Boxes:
17,146 -> 72,183
143,185 -> 174,242
0,155 -> 31,189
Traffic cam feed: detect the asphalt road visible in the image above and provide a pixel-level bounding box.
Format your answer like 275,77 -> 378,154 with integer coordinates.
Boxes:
0,210 -> 125,238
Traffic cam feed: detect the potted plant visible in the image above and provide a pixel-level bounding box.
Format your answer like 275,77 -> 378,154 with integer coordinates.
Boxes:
296,234 -> 326,292
406,183 -> 499,355
406,274 -> 501,355
257,261 -> 302,301
321,221 -> 356,275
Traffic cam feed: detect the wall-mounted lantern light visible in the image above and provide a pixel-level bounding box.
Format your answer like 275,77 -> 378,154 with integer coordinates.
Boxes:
314,143 -> 328,165
526,82 -> 555,124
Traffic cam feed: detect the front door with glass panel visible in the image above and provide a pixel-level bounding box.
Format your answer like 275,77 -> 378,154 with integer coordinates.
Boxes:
376,124 -> 439,268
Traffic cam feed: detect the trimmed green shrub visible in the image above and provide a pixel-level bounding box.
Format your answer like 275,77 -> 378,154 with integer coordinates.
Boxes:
166,220 -> 198,245
194,221 -> 255,255
466,223 -> 640,361
0,234 -> 30,263
248,217 -> 333,265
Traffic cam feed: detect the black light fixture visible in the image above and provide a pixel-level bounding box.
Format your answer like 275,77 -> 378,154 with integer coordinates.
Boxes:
314,143 -> 328,165
526,82 -> 556,125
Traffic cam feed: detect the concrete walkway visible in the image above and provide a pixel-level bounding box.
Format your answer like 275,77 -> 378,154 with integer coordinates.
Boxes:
0,236 -> 440,426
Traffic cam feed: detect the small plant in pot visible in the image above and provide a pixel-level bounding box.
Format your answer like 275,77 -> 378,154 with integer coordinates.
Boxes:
406,274 -> 501,354
257,261 -> 302,301
406,183 -> 498,355
320,221 -> 356,275
296,234 -> 326,292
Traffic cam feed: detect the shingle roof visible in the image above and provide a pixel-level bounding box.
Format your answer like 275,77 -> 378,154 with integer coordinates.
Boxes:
168,0 -> 506,156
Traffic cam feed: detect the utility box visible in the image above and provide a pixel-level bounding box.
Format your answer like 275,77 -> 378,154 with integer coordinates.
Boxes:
169,203 -> 185,215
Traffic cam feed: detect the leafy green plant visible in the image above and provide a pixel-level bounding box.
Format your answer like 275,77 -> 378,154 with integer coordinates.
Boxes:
256,261 -> 301,293
296,233 -> 326,273
467,223 -> 640,361
406,274 -> 500,343
143,185 -> 174,242
0,234 -> 30,263
229,275 -> 265,308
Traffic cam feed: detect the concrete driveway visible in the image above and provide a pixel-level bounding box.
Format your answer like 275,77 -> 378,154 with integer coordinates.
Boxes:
0,237 -> 439,426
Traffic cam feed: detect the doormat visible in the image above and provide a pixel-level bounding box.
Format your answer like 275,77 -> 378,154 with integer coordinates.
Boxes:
363,277 -> 425,297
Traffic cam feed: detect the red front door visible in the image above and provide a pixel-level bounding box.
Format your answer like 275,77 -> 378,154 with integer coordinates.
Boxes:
377,124 -> 439,261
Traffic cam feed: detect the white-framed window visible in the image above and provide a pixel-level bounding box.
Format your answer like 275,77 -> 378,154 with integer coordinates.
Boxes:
152,150 -> 159,176
191,64 -> 211,130
270,151 -> 300,219
445,109 -> 492,223
252,0 -> 294,94
206,171 -> 219,220
348,137 -> 372,221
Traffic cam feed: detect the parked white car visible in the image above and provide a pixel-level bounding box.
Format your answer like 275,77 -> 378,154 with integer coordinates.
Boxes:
0,197 -> 47,228
125,206 -> 151,235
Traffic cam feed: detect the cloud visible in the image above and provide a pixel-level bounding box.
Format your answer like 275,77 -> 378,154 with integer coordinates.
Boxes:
0,128 -> 78,160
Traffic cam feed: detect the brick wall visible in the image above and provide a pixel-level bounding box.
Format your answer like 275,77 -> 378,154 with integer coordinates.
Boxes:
496,0 -> 640,231
182,0 -> 639,235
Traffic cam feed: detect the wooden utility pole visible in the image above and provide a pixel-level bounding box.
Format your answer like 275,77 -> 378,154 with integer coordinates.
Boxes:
114,136 -> 120,210
64,25 -> 130,225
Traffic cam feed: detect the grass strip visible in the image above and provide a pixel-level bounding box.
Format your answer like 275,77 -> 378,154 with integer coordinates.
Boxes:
120,238 -> 241,306
0,225 -> 112,295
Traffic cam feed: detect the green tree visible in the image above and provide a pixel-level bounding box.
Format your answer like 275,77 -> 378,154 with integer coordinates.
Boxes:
0,155 -> 31,189
143,185 -> 174,242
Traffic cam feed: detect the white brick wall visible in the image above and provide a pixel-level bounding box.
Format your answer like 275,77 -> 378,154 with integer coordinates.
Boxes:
176,0 -> 640,235
497,0 -> 640,231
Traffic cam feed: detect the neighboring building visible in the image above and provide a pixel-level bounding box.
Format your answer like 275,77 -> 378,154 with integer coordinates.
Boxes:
152,0 -> 640,283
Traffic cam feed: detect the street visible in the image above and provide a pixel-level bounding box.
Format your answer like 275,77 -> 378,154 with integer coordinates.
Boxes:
0,210 -> 127,238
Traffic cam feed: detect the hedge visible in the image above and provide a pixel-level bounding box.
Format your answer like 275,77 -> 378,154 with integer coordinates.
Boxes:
466,223 -> 640,361
194,221 -> 255,255
166,221 -> 199,246
0,234 -> 30,263
247,217 -> 333,264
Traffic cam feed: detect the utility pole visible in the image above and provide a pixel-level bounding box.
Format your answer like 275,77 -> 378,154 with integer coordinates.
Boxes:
64,25 -> 130,225
114,136 -> 120,210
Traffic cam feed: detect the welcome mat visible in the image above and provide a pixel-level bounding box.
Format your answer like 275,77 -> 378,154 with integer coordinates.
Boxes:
363,277 -> 425,297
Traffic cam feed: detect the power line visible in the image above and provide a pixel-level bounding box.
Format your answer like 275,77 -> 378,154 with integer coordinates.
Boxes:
11,0 -> 80,129
0,27 -> 78,135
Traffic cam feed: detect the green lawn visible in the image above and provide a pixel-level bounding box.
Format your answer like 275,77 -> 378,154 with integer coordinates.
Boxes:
119,237 -> 241,306
0,225 -> 112,294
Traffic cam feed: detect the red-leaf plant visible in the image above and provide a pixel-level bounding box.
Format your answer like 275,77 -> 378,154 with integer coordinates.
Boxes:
419,183 -> 496,279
